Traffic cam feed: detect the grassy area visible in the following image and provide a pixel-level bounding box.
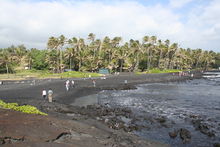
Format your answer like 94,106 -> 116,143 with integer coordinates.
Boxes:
40,71 -> 102,78
0,70 -> 44,80
136,69 -> 182,74
0,70 -> 103,80
0,100 -> 47,115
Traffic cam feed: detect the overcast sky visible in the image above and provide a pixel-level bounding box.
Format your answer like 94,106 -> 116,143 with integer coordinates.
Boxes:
0,0 -> 220,52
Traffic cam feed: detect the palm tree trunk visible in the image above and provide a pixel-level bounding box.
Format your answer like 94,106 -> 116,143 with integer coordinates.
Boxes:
29,57 -> 31,69
134,52 -> 139,71
169,53 -> 176,69
98,40 -> 103,57
69,56 -> 72,69
158,48 -> 162,68
168,58 -> 171,69
6,63 -> 9,78
120,59 -> 123,72
56,49 -> 60,73
108,52 -> 111,64
79,59 -> 82,71
195,58 -> 199,68
147,48 -> 151,70
60,49 -> 62,72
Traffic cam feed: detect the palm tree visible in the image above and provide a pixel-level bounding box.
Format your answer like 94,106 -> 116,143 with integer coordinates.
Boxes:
149,36 -> 158,69
105,37 -> 122,71
192,49 -> 203,69
87,33 -> 97,58
129,39 -> 142,71
116,42 -> 130,72
58,35 -> 66,72
47,35 -> 66,72
0,49 -> 11,77
76,38 -> 86,71
25,49 -> 33,69
157,39 -> 164,68
168,43 -> 178,69
88,33 -> 95,42
142,36 -> 149,70
15,45 -> 27,63
47,36 -> 59,72
64,47 -> 74,69
46,49 -> 58,73
202,51 -> 215,70
44,35 -> 218,72
98,36 -> 111,69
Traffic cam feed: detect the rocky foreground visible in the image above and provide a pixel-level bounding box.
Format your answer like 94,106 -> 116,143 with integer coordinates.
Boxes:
0,99 -> 170,147
2,98 -> 219,147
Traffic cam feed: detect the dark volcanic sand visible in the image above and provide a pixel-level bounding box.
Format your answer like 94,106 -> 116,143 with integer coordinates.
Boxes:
0,73 -> 192,104
0,72 -> 199,147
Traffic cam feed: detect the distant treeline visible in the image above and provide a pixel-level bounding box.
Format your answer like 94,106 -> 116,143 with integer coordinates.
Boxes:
0,33 -> 220,74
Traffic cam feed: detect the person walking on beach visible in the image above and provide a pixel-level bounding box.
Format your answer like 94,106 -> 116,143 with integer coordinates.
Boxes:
48,88 -> 53,102
92,79 -> 96,87
65,80 -> 70,91
71,80 -> 75,88
42,89 -> 47,99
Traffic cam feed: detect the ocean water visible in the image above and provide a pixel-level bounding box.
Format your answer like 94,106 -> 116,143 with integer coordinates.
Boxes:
98,76 -> 220,147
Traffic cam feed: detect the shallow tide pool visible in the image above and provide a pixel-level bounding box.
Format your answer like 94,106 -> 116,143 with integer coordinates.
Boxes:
98,78 -> 220,147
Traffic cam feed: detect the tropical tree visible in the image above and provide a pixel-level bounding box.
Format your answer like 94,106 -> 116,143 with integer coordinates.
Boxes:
42,34 -> 218,73
0,49 -> 14,76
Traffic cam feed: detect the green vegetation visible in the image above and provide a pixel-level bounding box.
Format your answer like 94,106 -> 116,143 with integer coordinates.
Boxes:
0,34 -> 220,77
0,100 -> 47,115
0,70 -> 102,80
59,71 -> 102,78
39,70 -> 102,78
136,69 -> 181,74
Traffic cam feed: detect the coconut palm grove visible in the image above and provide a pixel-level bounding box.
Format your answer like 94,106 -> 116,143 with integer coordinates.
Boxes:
0,33 -> 220,74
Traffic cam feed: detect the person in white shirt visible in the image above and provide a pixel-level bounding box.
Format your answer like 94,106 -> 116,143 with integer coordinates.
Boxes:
65,80 -> 70,91
92,80 -> 96,87
71,80 -> 75,88
42,89 -> 47,99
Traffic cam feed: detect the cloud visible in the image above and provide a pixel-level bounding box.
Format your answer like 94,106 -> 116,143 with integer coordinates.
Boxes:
180,0 -> 220,51
169,0 -> 194,8
0,0 -> 220,52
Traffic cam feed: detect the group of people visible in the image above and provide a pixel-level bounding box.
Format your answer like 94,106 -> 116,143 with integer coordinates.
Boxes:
177,71 -> 194,77
65,80 -> 75,91
42,89 -> 53,102
41,78 -> 98,103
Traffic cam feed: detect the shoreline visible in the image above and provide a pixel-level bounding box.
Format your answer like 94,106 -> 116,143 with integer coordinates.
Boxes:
0,72 -> 193,103
0,72 -> 203,147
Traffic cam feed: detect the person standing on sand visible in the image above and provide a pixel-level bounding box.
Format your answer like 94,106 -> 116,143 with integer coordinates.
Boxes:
92,80 -> 96,87
48,89 -> 53,102
71,80 -> 75,88
65,80 -> 70,91
42,89 -> 47,99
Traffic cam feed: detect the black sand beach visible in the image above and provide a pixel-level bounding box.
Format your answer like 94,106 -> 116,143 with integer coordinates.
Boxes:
0,72 -> 194,104
0,72 -> 201,147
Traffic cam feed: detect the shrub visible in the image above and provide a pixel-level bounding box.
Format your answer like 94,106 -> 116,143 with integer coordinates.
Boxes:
0,100 -> 47,115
